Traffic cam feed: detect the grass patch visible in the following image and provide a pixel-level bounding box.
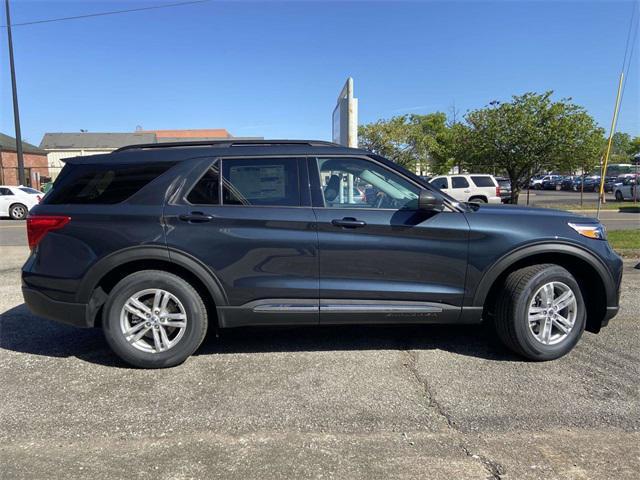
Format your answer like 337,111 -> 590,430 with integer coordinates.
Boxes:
607,230 -> 640,250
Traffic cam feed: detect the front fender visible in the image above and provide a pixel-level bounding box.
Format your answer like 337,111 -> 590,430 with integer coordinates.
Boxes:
470,241 -> 618,308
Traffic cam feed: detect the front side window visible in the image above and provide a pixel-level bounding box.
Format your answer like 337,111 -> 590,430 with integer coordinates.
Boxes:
222,158 -> 300,206
452,176 -> 469,188
315,157 -> 419,209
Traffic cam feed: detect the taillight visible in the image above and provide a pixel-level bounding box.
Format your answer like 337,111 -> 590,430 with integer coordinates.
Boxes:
496,186 -> 501,197
26,215 -> 71,250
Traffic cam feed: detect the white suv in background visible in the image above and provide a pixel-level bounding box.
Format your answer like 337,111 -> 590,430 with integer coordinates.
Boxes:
429,174 -> 501,204
0,185 -> 43,220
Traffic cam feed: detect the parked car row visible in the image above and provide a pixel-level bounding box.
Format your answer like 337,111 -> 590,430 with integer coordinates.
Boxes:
528,174 -> 630,193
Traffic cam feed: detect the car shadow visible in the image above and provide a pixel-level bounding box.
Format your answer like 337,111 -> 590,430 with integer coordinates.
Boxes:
0,304 -> 522,368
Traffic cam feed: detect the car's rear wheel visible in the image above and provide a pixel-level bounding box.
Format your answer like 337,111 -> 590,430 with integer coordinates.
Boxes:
469,196 -> 487,203
493,264 -> 585,361
615,190 -> 624,202
9,203 -> 28,220
102,270 -> 208,368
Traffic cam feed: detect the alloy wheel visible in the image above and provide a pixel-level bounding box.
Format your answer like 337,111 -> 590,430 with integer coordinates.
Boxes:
120,288 -> 188,353
527,281 -> 577,346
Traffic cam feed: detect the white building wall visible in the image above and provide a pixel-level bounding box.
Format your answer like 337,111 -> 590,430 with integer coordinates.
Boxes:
47,149 -> 114,178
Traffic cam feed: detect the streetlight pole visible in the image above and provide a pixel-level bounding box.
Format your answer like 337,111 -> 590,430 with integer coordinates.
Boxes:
5,0 -> 26,186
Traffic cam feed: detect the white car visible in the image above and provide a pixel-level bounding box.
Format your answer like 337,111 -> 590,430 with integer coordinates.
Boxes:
0,185 -> 43,220
530,174 -> 561,190
429,174 -> 501,204
613,176 -> 638,202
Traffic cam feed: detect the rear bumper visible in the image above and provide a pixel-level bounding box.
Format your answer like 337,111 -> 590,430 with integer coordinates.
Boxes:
487,196 -> 502,204
22,286 -> 90,328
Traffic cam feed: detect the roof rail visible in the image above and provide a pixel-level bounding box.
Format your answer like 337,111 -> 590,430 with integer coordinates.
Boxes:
113,139 -> 341,153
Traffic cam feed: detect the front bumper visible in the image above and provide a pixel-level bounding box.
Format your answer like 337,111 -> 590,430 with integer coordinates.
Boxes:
22,287 -> 90,328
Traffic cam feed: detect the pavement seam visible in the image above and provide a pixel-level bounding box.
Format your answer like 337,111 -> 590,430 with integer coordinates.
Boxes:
460,444 -> 506,480
402,350 -> 457,431
402,350 -> 508,479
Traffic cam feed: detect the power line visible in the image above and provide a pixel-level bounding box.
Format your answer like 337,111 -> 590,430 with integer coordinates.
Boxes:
1,0 -> 210,28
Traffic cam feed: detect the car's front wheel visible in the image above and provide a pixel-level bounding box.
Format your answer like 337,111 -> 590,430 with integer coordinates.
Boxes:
102,270 -> 208,368
615,190 -> 624,202
493,264 -> 585,361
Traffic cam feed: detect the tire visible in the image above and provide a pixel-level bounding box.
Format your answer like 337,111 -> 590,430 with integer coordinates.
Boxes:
615,191 -> 624,202
102,270 -> 208,368
493,264 -> 586,361
469,197 -> 487,204
9,203 -> 28,220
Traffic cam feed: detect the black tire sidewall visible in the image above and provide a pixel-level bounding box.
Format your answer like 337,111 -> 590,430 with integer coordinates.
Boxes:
102,271 -> 207,368
512,267 -> 586,360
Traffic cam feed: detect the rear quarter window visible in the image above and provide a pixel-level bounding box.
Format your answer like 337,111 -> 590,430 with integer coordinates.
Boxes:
470,176 -> 496,187
45,162 -> 175,205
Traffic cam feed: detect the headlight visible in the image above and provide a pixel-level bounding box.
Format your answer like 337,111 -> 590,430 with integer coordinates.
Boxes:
568,222 -> 607,240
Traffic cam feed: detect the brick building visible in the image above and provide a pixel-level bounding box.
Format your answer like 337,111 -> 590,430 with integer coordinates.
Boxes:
0,133 -> 49,189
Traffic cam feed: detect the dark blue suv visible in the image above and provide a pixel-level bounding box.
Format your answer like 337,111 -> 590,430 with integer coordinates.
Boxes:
22,140 -> 622,368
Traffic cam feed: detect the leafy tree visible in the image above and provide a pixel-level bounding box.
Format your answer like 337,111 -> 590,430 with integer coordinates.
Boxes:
463,92 -> 604,202
358,116 -> 416,169
358,113 -> 449,172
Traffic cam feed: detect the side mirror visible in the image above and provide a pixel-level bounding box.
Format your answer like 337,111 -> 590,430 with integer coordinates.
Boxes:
418,190 -> 444,211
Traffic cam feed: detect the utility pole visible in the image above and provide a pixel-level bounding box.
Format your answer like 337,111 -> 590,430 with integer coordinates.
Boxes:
5,0 -> 26,186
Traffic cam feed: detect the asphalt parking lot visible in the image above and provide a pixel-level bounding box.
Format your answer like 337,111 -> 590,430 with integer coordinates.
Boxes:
1,242 -> 639,479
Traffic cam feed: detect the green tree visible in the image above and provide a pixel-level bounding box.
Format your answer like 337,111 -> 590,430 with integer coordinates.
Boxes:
358,113 -> 450,172
464,92 -> 604,202
358,116 -> 416,169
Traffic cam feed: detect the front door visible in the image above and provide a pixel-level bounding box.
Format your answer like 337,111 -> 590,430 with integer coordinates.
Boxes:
164,157 -> 319,327
309,156 -> 469,324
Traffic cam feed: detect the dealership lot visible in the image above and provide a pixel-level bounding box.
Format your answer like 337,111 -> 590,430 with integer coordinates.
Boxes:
1,243 -> 638,479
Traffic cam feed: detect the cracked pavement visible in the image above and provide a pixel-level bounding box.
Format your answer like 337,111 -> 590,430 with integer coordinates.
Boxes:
1,245 -> 639,479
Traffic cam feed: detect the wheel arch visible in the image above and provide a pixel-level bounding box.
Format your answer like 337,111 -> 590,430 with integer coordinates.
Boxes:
78,246 -> 227,327
475,243 -> 614,333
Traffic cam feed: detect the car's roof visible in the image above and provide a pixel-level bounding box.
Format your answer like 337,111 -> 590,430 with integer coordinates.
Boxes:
63,140 -> 373,165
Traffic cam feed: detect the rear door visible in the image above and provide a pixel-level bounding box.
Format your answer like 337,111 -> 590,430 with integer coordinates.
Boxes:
450,176 -> 472,201
310,156 -> 469,324
163,157 -> 319,327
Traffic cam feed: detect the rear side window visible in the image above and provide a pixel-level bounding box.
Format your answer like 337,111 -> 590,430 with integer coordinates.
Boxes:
222,158 -> 300,206
45,162 -> 175,205
470,176 -> 495,187
187,165 -> 220,204
430,177 -> 448,189
452,176 -> 469,188
0,188 -> 14,196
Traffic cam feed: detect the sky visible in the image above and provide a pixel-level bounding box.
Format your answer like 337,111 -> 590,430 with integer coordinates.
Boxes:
1,0 -> 638,146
